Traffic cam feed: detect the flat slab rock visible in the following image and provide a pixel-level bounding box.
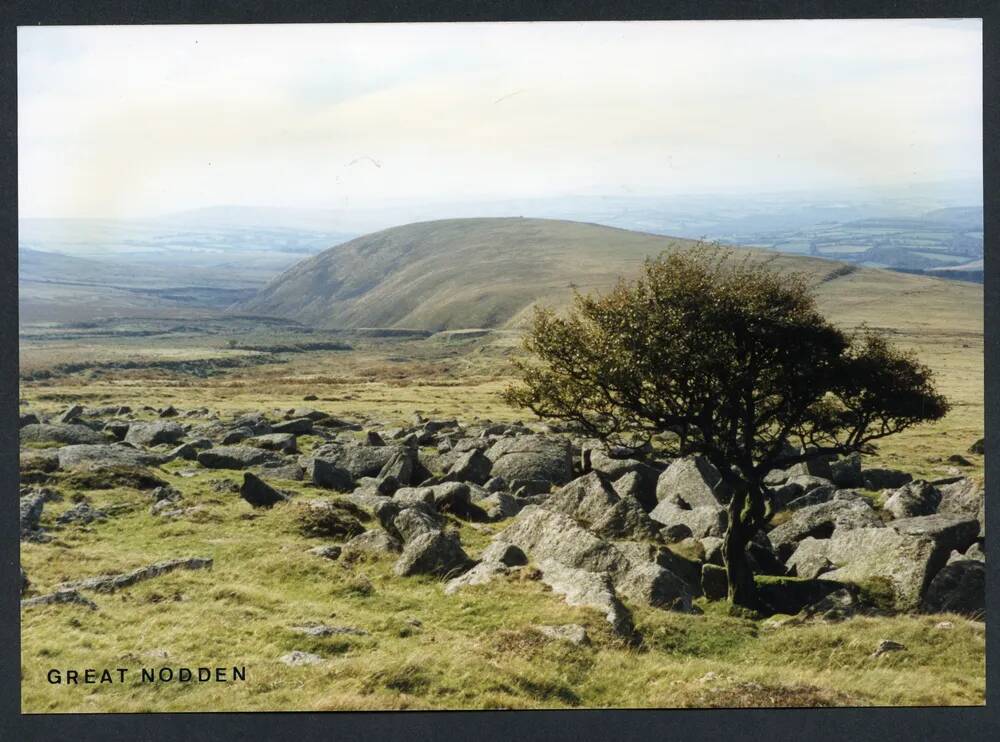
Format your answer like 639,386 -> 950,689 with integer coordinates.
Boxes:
280,651 -> 325,667
21,590 -> 98,610
58,557 -> 213,593
537,624 -> 589,645
56,444 -> 168,470
21,423 -> 105,446
290,624 -> 369,637
197,446 -> 284,469
124,421 -> 185,447
536,558 -> 636,641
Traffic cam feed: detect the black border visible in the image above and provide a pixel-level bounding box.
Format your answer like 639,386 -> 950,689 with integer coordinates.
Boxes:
2,2 -> 996,740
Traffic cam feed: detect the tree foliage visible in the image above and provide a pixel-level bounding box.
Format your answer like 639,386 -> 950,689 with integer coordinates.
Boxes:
503,246 -> 949,608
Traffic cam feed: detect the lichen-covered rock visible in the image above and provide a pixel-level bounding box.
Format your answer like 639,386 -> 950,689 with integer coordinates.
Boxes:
756,577 -> 843,616
829,453 -> 863,488
498,506 -> 694,610
887,514 -> 979,555
124,421 -> 186,447
375,500 -> 443,543
936,478 -> 984,538
272,417 -> 313,435
280,651 -> 323,666
655,456 -> 729,508
57,444 -> 168,470
393,530 -> 472,577
537,624 -> 589,645
861,468 -> 913,490
167,442 -> 199,461
590,450 -> 659,510
499,506 -> 631,575
250,433 -> 298,453
378,447 -> 416,485
443,559 -> 511,594
430,482 -> 472,514
950,543 -> 985,563
545,472 -> 658,540
785,475 -> 834,495
442,540 -> 527,594
920,560 -> 984,616
784,485 -> 841,511
536,558 -> 636,640
445,448 -> 493,485
614,561 -> 694,611
56,404 -> 85,423
478,492 -> 529,521
56,502 -> 108,525
58,557 -> 213,593
479,541 -> 528,566
20,448 -> 59,474
785,537 -> 834,579
485,435 -> 573,487
700,536 -> 724,566
20,489 -> 57,541
649,501 -> 727,538
884,480 -> 941,520
197,446 -> 283,470
768,498 -> 882,560
21,423 -> 105,446
240,473 -> 287,508
800,586 -> 863,622
392,487 -> 435,507
786,450 -> 834,481
312,443 -> 410,481
308,545 -> 342,560
342,529 -> 402,558
222,427 -> 254,445
266,463 -> 305,481
309,458 -> 354,491
295,499 -> 368,539
819,525 -> 958,611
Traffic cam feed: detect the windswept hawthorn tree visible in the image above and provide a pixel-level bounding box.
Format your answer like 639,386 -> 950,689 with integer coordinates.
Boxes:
503,247 -> 949,609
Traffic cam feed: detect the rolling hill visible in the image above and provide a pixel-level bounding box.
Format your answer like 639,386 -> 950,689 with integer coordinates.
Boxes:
232,217 -> 983,337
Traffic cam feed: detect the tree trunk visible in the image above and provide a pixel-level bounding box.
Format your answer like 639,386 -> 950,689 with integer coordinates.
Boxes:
723,484 -> 759,609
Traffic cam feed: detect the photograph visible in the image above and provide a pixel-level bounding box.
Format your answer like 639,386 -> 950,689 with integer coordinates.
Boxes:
16,18 -> 985,712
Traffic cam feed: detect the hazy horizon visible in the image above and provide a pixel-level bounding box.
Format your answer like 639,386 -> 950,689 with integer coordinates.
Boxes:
19,19 -> 982,221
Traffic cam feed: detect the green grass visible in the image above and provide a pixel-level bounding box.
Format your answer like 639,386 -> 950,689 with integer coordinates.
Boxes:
20,454 -> 985,711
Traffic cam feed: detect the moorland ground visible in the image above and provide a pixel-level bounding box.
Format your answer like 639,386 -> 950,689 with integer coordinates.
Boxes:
18,220 -> 986,711
18,290 -> 985,711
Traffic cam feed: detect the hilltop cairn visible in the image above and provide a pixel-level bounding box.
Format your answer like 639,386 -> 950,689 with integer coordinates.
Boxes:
23,403 -> 985,629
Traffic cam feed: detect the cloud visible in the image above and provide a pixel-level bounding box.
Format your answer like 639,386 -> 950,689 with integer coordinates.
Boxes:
18,19 -> 982,218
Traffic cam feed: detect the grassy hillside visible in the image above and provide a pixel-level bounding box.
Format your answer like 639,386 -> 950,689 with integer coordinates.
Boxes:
21,456 -> 985,711
233,218 -> 983,335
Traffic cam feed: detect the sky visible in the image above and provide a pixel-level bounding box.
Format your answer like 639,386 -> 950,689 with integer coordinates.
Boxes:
18,19 -> 982,219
